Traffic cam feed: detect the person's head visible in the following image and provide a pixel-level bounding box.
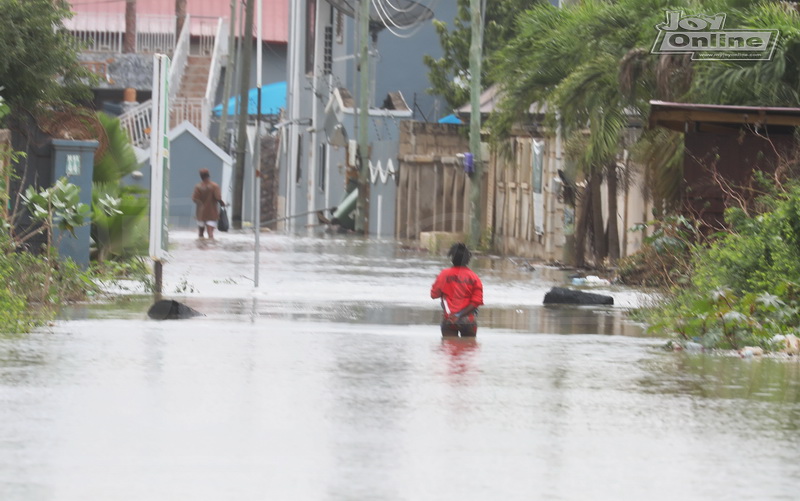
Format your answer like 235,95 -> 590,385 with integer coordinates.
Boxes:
448,242 -> 471,267
199,168 -> 210,180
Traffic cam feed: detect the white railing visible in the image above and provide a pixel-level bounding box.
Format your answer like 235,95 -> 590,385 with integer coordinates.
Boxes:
118,14 -> 191,147
108,15 -> 225,147
136,15 -> 176,54
168,15 -> 191,101
67,13 -> 177,54
118,100 -> 153,148
172,98 -> 205,129
201,18 -> 226,135
191,16 -> 223,56
67,12 -> 124,52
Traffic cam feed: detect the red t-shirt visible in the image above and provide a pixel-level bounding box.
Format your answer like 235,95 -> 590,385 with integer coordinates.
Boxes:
430,266 -> 484,315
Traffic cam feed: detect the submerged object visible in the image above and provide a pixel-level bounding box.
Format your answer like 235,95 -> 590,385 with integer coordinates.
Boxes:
543,287 -> 614,306
147,299 -> 204,320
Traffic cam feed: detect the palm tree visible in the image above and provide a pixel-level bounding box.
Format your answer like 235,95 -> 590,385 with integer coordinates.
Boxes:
490,0 -> 800,267
491,0 -> 666,266
124,0 -> 136,53
691,2 -> 800,107
176,0 -> 187,38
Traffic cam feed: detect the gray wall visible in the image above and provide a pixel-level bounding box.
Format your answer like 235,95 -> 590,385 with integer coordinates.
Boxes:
373,2 -> 457,122
281,2 -> 451,236
128,128 -> 231,229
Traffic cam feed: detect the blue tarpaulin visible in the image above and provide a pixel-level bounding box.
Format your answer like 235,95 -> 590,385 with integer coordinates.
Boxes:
438,113 -> 463,124
212,81 -> 286,117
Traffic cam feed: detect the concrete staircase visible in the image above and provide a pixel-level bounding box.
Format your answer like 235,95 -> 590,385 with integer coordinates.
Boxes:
172,55 -> 212,129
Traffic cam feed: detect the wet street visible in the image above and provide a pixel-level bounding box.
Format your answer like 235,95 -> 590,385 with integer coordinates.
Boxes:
1,230 -> 799,500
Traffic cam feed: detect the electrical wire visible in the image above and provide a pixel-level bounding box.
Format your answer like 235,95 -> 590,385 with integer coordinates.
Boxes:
371,0 -> 427,39
381,0 -> 419,14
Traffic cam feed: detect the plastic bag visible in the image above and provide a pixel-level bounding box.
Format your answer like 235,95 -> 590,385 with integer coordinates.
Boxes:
218,205 -> 229,232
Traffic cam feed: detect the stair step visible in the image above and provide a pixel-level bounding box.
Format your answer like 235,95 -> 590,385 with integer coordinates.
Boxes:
181,84 -> 207,91
177,56 -> 213,102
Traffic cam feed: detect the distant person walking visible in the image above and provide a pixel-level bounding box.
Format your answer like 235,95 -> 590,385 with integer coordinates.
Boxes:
431,243 -> 484,337
192,168 -> 225,239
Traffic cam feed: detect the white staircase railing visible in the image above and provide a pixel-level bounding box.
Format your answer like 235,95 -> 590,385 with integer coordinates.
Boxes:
171,98 -> 205,129
118,15 -> 193,148
201,18 -> 225,136
118,99 -> 153,148
168,15 -> 191,100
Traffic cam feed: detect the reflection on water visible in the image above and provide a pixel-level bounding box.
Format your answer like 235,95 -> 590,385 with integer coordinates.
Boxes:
2,231 -> 799,500
440,337 -> 479,378
61,299 -> 645,337
644,352 -> 800,404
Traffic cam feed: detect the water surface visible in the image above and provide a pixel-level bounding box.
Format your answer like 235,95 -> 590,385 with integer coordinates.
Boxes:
1,231 -> 797,500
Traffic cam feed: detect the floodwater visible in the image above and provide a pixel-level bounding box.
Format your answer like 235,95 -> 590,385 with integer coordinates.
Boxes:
1,231 -> 799,501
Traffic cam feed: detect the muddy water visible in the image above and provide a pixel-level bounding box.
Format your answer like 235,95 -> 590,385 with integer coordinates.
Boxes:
1,231 -> 798,500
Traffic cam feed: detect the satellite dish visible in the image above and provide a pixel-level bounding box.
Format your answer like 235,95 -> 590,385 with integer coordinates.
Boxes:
327,0 -> 434,33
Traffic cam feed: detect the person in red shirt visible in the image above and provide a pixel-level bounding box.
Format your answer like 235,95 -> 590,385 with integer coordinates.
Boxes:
431,243 -> 484,337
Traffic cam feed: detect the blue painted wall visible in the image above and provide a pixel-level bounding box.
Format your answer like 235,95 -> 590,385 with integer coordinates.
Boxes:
129,123 -> 232,229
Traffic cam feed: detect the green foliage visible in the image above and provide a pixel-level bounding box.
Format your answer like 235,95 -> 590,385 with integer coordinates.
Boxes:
0,231 -> 155,334
645,184 -> 800,349
91,113 -> 149,261
0,0 -> 93,108
423,0 -> 542,110
617,214 -> 699,287
691,2 -> 800,106
92,183 -> 149,261
0,88 -> 8,121
0,232 -> 101,333
21,178 -> 91,238
0,251 -> 36,333
94,113 -> 140,183
0,140 -> 150,334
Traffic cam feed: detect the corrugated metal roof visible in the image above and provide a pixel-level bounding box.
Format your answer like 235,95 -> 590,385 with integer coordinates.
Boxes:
455,84 -> 546,115
649,100 -> 800,131
651,100 -> 800,115
68,0 -> 288,43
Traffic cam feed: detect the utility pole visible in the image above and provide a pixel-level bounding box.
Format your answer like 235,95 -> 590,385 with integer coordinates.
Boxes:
354,0 -> 371,234
468,0 -> 483,249
217,0 -> 238,146
233,0 -> 255,230
253,0 -> 262,287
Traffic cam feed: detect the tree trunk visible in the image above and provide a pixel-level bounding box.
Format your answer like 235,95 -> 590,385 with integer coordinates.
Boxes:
574,182 -> 592,268
124,0 -> 136,54
591,167 -> 607,265
606,161 -> 620,263
176,0 -> 187,38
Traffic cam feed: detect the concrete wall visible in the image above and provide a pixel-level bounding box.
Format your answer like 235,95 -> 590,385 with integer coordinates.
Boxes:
373,2 -> 457,122
130,122 -> 232,229
279,2 -> 411,236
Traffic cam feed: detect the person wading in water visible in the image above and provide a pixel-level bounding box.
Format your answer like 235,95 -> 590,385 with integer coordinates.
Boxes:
191,168 -> 225,240
430,243 -> 484,337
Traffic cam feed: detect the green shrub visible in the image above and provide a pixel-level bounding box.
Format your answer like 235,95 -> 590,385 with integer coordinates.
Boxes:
617,215 -> 697,287
644,184 -> 800,349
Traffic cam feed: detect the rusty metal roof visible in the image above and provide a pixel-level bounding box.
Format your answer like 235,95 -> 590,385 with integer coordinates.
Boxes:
649,100 -> 800,132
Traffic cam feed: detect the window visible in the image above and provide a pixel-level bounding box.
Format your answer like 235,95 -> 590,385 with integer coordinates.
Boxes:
323,26 -> 333,75
305,0 -> 317,75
